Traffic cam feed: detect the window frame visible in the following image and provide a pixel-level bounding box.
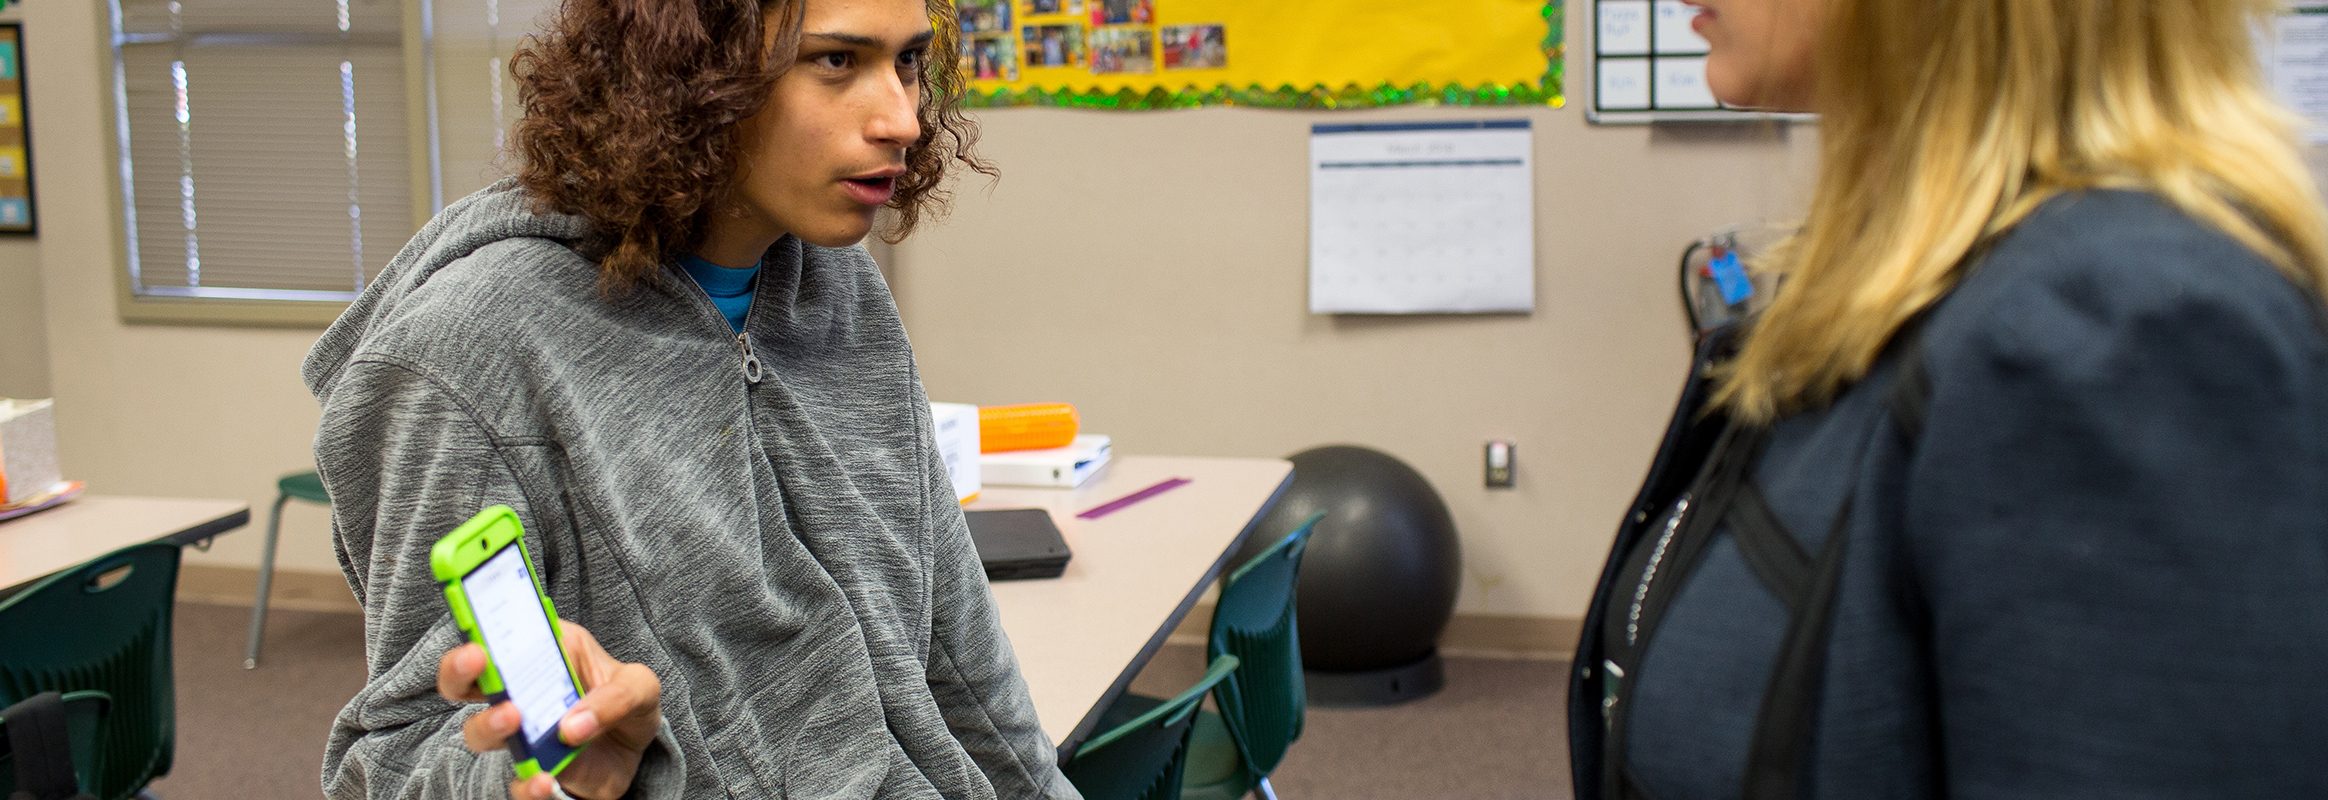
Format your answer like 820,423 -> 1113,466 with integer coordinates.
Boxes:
101,0 -> 433,327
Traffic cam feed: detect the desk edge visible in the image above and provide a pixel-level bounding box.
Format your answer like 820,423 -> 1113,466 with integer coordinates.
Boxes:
1050,466 -> 1295,762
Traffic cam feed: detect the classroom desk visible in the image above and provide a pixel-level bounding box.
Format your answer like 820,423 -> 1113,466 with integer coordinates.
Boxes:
974,455 -> 1293,759
0,495 -> 251,591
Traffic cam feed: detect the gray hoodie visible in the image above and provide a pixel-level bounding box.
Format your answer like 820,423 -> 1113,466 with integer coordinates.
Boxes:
305,180 -> 1078,799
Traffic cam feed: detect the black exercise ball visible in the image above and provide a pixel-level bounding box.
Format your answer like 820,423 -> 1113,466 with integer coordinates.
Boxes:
1235,445 -> 1461,700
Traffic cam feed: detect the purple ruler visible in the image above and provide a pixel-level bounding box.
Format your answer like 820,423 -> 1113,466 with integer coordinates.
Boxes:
1076,477 -> 1193,520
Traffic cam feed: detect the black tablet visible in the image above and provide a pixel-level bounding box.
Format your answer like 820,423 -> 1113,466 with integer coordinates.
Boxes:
964,508 -> 1072,581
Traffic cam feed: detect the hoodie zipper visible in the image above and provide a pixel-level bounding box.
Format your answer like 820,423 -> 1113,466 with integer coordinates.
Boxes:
736,330 -> 764,384
677,266 -> 765,386
728,276 -> 764,386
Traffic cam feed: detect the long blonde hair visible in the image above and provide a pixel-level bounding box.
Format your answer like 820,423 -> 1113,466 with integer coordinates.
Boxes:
1717,0 -> 2328,422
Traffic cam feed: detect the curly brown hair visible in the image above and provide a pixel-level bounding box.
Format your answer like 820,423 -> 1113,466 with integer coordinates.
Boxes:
509,0 -> 993,294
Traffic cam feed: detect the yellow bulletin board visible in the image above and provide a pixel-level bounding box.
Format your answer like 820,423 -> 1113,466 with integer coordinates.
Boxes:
959,0 -> 1564,110
0,24 -> 31,234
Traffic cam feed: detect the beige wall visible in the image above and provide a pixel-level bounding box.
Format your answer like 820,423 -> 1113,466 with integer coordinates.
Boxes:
0,6 -> 45,400
17,0 -> 339,579
892,103 -> 1812,620
0,236 -> 44,399
10,0 -> 1814,624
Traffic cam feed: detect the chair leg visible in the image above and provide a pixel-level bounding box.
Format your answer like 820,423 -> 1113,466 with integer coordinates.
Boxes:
243,493 -> 292,669
1253,777 -> 1279,800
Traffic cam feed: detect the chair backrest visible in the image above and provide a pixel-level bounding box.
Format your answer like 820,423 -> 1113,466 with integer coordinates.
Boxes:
278,470 -> 330,505
0,542 -> 180,800
1061,655 -> 1240,800
1208,511 -> 1322,780
0,690 -> 113,798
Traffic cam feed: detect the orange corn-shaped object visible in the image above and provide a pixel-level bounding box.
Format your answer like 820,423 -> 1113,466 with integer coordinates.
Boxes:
979,403 -> 1080,453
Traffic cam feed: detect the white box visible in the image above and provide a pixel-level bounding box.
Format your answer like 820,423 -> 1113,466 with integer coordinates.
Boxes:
982,434 -> 1112,488
929,402 -> 982,503
0,398 -> 60,506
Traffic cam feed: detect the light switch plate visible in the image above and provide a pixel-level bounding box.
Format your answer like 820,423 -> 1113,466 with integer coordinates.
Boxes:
1484,440 -> 1516,488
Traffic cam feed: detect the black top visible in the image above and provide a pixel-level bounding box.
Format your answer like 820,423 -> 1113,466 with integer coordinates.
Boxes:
1571,190 -> 2328,799
1596,494 -> 1688,735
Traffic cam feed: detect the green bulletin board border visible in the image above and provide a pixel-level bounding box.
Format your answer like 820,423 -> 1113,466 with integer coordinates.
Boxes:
963,1 -> 1566,110
0,22 -> 31,236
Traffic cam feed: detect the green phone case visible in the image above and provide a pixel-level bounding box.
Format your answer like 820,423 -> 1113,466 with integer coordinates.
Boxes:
430,505 -> 587,780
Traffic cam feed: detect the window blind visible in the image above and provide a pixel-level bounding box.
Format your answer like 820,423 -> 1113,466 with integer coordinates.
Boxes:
422,0 -> 553,209
112,0 -> 410,301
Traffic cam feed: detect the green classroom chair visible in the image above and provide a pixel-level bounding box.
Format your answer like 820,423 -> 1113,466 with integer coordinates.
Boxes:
0,690 -> 113,799
246,469 -> 330,669
1099,512 -> 1321,800
1062,655 -> 1240,800
0,542 -> 181,800
1186,512 -> 1319,800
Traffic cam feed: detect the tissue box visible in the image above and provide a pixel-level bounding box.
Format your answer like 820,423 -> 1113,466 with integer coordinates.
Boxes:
0,398 -> 60,506
929,402 -> 982,504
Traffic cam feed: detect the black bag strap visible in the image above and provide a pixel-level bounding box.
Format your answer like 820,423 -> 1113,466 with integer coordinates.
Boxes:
1886,338 -> 1934,442
1737,313 -> 1940,799
1739,497 -> 1854,800
1656,424 -> 1768,618
1727,482 -> 1813,614
3,692 -> 94,800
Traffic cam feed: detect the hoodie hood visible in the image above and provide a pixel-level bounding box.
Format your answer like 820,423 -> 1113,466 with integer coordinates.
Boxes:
303,179 -> 595,399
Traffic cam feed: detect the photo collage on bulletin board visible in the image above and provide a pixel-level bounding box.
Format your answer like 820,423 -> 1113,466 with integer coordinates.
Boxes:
0,24 -> 32,235
960,0 -> 1222,84
960,0 -> 1563,110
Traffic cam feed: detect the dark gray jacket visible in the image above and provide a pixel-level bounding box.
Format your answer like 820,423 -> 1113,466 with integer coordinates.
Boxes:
306,181 -> 1078,799
1572,191 -> 2328,798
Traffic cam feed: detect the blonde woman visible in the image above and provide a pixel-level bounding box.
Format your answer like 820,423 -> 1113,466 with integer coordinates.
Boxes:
1571,0 -> 2328,797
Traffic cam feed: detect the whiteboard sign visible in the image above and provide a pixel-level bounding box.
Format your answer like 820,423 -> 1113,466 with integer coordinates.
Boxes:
2267,2 -> 2328,144
1589,0 -> 1796,123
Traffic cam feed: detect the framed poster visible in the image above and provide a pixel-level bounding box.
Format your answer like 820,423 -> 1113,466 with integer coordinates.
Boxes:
0,23 -> 32,235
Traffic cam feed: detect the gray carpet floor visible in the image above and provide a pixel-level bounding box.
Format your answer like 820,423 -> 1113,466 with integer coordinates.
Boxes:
153,600 -> 1571,798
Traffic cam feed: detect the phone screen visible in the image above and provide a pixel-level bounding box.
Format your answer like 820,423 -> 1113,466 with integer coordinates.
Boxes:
461,543 -> 581,744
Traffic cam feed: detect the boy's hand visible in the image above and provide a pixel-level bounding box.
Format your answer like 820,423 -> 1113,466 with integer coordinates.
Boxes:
437,621 -> 664,800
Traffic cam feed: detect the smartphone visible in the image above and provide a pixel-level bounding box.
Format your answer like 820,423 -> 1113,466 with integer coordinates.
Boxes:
430,505 -> 586,780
